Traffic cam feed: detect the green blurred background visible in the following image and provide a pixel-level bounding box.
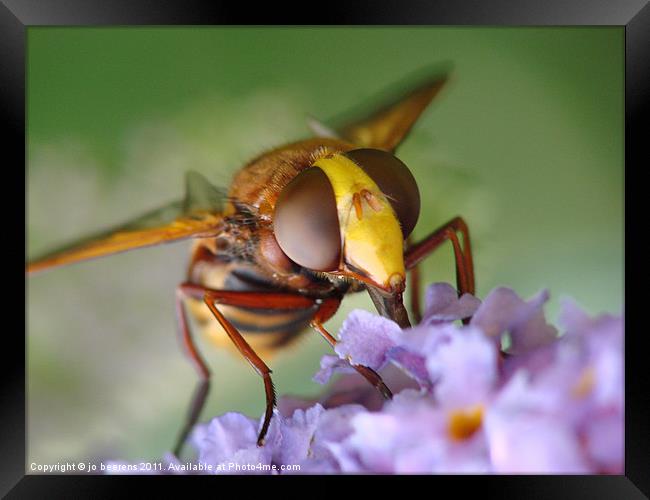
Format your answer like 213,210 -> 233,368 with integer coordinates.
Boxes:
26,27 -> 623,465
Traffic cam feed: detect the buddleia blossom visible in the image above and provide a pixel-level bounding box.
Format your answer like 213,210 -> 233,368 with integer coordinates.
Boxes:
115,283 -> 623,474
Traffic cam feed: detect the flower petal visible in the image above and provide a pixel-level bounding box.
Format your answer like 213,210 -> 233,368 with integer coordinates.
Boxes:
334,309 -> 401,370
195,412 -> 279,474
426,326 -> 498,408
113,283 -> 624,475
276,405 -> 326,465
312,355 -> 356,385
471,287 -> 557,353
485,411 -> 589,473
386,346 -> 431,387
583,411 -> 623,473
422,282 -> 481,323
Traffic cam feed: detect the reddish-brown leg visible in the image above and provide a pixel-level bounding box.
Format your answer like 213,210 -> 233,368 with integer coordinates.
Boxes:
409,266 -> 423,324
405,217 -> 475,322
174,284 -> 393,455
178,283 -> 315,450
310,297 -> 393,400
406,236 -> 423,324
173,286 -> 211,457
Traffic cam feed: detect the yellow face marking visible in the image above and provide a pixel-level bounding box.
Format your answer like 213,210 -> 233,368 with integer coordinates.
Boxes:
313,154 -> 405,289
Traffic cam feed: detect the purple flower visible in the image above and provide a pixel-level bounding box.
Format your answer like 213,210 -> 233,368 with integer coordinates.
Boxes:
326,389 -> 492,473
312,355 -> 356,385
470,287 -> 557,353
321,315 -> 499,472
108,283 -> 623,475
483,372 -> 591,473
319,283 -> 481,388
287,404 -> 368,473
422,282 -> 481,324
483,299 -> 623,474
334,310 -> 402,370
426,325 -> 498,408
192,412 -> 280,474
288,362 -> 418,414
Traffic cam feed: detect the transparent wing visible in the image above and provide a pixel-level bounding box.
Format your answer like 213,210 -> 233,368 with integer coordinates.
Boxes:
319,62 -> 452,152
27,171 -> 228,274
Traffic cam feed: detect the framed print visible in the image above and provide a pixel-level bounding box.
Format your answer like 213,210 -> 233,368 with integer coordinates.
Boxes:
4,0 -> 648,495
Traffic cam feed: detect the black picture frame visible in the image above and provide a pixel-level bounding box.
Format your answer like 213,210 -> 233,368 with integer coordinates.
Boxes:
5,0 -> 647,496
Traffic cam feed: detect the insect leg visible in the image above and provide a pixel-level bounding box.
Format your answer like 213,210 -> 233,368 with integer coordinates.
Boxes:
173,284 -> 212,457
180,283 -> 315,447
406,235 -> 422,324
405,216 -> 475,297
174,285 -> 392,451
310,297 -> 393,400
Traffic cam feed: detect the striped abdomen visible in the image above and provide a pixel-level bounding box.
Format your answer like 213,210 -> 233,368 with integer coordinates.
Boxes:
185,254 -> 318,358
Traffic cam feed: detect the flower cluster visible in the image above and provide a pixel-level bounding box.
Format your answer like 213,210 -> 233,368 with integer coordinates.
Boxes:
114,283 -> 624,474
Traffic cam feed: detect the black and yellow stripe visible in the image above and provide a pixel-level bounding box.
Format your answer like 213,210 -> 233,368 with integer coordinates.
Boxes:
186,259 -> 318,358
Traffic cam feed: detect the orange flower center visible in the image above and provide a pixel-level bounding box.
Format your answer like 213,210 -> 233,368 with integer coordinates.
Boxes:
447,406 -> 483,441
571,366 -> 596,399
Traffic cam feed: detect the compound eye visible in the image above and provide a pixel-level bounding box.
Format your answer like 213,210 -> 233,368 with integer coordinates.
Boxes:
344,148 -> 421,238
273,167 -> 341,271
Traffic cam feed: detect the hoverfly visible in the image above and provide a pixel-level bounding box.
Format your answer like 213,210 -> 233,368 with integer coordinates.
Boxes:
27,67 -> 475,456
